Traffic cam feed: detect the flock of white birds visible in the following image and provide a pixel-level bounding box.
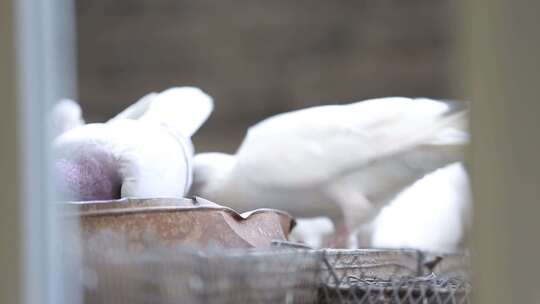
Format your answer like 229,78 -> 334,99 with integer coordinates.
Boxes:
51,86 -> 471,253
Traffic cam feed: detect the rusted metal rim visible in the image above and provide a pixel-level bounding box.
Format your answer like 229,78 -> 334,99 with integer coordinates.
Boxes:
61,196 -> 296,232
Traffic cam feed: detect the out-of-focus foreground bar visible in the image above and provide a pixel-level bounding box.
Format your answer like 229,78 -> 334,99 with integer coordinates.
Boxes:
465,0 -> 540,302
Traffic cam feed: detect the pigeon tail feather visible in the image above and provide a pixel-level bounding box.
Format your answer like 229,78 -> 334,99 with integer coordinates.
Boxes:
138,87 -> 214,138
108,92 -> 157,123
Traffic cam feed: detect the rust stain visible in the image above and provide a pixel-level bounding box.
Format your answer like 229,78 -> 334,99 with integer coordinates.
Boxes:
64,197 -> 294,250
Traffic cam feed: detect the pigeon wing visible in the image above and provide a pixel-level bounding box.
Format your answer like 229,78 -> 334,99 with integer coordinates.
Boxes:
235,97 -> 466,188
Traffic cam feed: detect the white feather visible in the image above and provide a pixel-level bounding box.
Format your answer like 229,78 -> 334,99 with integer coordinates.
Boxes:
289,217 -> 335,248
109,87 -> 213,138
50,99 -> 85,138
191,97 -> 468,238
369,162 -> 472,252
108,92 -> 157,122
137,87 -> 214,138
54,87 -> 214,201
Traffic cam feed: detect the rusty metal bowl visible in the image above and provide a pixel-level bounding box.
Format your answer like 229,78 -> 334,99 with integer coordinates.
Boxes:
63,197 -> 295,250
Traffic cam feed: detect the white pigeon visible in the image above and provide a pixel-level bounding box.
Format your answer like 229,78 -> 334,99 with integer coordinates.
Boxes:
50,99 -> 85,138
53,87 -> 213,201
289,217 -> 335,248
190,97 -> 468,244
365,162 -> 472,253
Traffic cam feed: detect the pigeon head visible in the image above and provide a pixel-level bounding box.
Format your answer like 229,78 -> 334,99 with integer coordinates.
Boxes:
190,152 -> 237,198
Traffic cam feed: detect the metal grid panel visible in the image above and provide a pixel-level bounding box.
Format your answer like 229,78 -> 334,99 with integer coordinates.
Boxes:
318,250 -> 470,304
78,242 -> 470,304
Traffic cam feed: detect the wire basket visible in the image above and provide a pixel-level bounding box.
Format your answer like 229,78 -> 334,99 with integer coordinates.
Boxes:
318,249 -> 470,304
77,238 -> 470,304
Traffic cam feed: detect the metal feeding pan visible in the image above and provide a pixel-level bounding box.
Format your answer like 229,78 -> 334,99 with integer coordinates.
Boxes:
63,197 -> 295,250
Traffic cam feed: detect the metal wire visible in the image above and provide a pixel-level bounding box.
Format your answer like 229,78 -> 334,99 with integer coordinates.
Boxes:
74,238 -> 471,304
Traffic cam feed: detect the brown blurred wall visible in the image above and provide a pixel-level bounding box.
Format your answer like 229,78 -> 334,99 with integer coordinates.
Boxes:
76,0 -> 456,152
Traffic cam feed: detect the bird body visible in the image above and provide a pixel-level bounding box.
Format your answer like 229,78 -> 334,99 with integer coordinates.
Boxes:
290,217 -> 335,248
234,99 -> 458,186
369,162 -> 471,252
54,87 -> 213,201
191,97 -> 468,238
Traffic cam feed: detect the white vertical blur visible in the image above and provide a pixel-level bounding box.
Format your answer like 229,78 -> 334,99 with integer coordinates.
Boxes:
15,0 -> 80,303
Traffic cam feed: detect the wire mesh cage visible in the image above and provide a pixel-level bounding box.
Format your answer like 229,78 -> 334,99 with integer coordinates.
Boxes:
75,236 -> 471,304
318,249 -> 470,304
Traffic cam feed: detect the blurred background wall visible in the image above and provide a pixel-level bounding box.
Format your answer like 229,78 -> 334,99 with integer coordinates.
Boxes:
76,0 -> 457,152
